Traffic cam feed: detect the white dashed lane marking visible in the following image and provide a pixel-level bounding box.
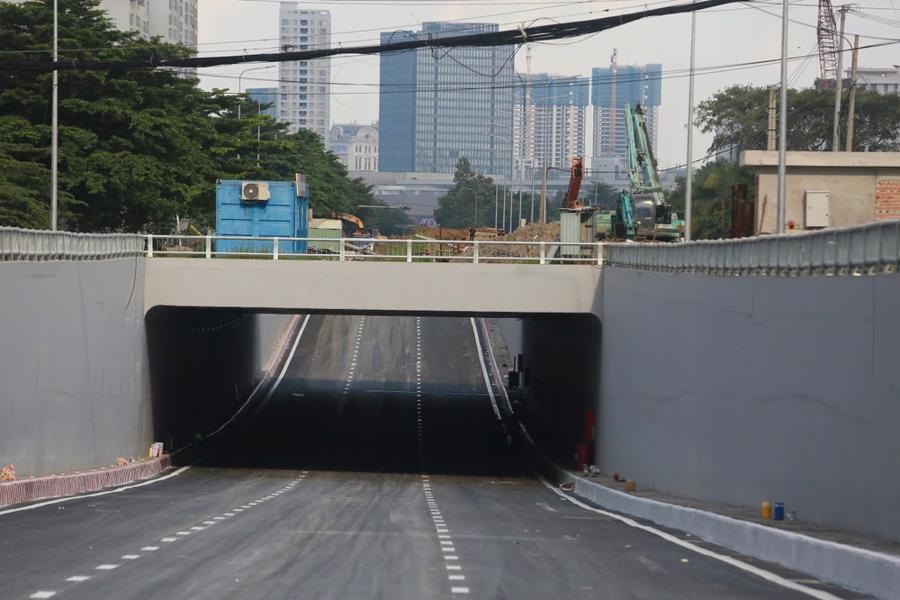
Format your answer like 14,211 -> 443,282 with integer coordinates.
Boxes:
422,474 -> 470,596
29,473 -> 307,599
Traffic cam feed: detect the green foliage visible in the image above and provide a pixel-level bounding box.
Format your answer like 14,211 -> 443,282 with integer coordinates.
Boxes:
697,84 -> 900,156
434,157 -> 497,228
0,0 -> 382,232
666,161 -> 756,239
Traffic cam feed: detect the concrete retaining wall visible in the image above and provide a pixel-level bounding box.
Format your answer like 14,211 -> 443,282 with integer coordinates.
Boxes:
0,258 -> 152,477
599,267 -> 900,542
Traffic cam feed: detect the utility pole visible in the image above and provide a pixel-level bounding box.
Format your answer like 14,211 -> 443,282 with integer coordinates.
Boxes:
831,5 -> 848,152
530,168 -> 536,223
51,0 -> 59,230
540,164 -> 548,223
777,0 -> 789,234
494,184 -> 499,230
685,7 -> 697,241
845,34 -> 859,151
767,85 -> 778,150
501,186 -> 507,232
517,190 -> 522,226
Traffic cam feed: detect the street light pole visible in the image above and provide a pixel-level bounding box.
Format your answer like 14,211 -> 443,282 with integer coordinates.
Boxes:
776,0 -> 789,234
51,0 -> 59,230
684,7 -> 697,241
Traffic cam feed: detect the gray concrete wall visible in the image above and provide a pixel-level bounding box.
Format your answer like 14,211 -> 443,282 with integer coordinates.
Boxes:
0,258 -> 152,477
144,259 -> 603,317
598,267 -> 900,542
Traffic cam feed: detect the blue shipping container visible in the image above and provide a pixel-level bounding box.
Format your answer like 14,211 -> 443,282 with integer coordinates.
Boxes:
215,179 -> 309,255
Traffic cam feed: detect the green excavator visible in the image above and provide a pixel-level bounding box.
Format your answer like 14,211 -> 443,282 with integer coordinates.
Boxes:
612,104 -> 684,241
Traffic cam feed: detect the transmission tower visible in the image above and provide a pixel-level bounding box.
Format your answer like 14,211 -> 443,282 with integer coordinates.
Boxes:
817,0 -> 840,87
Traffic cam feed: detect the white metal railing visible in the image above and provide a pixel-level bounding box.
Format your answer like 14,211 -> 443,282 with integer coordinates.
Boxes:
606,220 -> 900,276
144,234 -> 606,265
0,227 -> 145,261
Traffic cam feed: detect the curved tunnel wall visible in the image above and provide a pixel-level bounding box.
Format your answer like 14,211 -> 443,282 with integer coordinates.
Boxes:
144,308 -> 294,457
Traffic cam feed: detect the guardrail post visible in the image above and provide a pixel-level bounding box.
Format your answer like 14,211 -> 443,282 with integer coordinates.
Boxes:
205,235 -> 212,259
146,234 -> 153,258
406,239 -> 413,263
473,240 -> 480,264
273,237 -> 279,261
539,241 -> 546,265
339,238 -> 346,262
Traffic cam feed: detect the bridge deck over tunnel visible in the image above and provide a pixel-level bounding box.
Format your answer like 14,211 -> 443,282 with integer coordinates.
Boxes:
144,258 -> 603,317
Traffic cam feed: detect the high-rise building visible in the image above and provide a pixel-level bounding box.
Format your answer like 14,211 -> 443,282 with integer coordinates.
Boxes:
278,3 -> 331,140
95,0 -> 150,38
378,22 -> 515,178
591,60 -> 662,161
328,124 -> 379,172
513,73 -> 589,179
247,88 -> 280,120
148,0 -> 198,48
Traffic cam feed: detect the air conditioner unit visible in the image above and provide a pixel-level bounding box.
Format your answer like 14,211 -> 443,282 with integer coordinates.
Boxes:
241,181 -> 270,202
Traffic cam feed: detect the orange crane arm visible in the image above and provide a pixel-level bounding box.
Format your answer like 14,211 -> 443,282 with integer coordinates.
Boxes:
562,157 -> 585,209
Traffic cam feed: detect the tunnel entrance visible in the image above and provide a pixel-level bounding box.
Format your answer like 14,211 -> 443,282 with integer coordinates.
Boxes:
145,309 -> 600,477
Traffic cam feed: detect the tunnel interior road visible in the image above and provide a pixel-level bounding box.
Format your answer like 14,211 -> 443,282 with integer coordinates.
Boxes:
0,315 -> 866,600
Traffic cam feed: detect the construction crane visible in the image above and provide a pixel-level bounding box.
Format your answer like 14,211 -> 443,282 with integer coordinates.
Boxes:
817,0 -> 840,87
614,104 -> 683,241
558,157 -> 596,258
562,157 -> 585,209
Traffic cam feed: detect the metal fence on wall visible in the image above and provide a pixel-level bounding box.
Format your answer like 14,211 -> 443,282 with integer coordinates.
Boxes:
606,221 -> 900,276
0,227 -> 145,261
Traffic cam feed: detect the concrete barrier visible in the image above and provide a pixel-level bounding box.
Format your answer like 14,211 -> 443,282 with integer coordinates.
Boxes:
0,455 -> 172,509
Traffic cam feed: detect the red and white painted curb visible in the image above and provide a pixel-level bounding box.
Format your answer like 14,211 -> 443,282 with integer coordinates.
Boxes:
0,455 -> 172,509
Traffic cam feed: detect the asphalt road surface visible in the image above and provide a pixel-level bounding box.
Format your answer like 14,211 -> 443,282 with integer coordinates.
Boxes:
0,316 -> 865,599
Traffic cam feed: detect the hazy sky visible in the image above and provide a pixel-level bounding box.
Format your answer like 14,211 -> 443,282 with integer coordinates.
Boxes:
197,0 -> 900,168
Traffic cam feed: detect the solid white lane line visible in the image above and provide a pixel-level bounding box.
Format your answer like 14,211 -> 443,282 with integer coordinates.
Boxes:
469,318 -> 502,422
538,479 -> 843,600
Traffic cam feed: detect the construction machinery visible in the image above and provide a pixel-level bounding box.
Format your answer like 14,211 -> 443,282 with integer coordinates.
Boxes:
615,104 -> 683,241
558,157 -> 597,257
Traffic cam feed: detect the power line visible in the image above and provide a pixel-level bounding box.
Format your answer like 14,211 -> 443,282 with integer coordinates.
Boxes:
0,0 -> 747,72
200,38 -> 900,98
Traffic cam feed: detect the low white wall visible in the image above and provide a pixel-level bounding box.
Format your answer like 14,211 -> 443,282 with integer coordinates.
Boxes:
599,267 -> 900,542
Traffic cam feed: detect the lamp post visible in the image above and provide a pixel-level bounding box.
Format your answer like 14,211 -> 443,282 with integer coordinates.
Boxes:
51,0 -> 58,230
459,187 -> 480,228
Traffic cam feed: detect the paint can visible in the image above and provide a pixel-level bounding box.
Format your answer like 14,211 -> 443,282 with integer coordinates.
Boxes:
773,502 -> 785,521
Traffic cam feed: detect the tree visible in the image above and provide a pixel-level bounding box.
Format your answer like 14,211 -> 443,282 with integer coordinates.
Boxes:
666,161 -> 756,239
434,157 -> 497,228
696,84 -> 900,157
0,0 -> 380,232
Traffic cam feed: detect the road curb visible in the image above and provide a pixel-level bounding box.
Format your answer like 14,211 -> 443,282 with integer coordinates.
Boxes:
542,467 -> 899,599
0,455 -> 172,509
